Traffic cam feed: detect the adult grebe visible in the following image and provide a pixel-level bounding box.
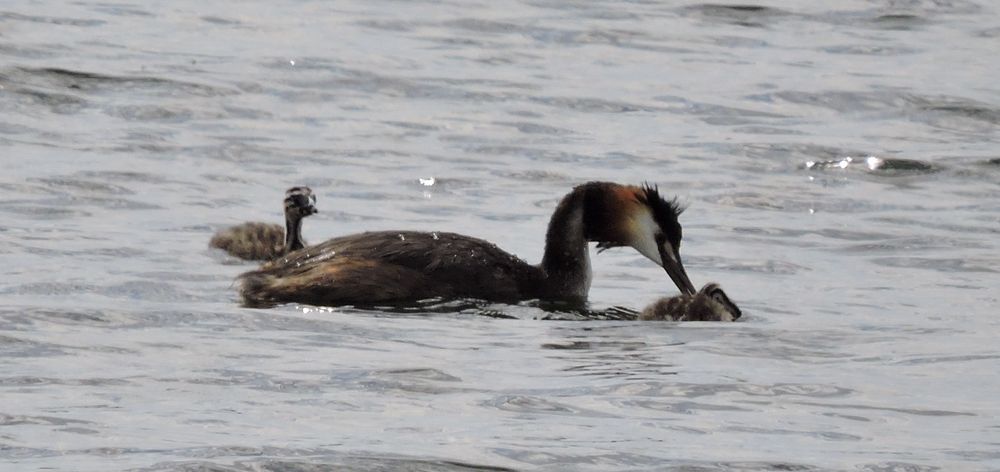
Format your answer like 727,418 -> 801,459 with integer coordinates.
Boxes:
209,187 -> 317,261
238,182 -> 695,307
639,282 -> 741,321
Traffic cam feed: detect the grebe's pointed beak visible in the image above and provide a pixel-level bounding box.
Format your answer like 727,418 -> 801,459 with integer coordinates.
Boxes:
658,244 -> 696,295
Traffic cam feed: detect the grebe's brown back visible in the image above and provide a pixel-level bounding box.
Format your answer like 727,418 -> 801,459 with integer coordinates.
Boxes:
238,182 -> 695,307
639,283 -> 741,322
210,187 -> 317,261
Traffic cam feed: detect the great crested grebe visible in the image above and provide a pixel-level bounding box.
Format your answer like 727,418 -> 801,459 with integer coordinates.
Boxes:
238,182 -> 696,308
639,282 -> 741,321
209,187 -> 317,261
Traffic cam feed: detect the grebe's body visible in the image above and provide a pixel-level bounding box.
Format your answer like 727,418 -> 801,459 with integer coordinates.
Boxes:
240,230 -> 546,306
210,187 -> 317,261
238,182 -> 695,307
639,283 -> 741,322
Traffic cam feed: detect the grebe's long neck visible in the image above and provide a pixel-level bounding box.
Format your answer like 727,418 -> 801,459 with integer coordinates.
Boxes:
539,189 -> 592,299
284,213 -> 304,252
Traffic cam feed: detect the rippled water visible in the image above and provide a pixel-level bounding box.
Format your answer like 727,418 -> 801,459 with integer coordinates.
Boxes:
3,1 -> 1000,470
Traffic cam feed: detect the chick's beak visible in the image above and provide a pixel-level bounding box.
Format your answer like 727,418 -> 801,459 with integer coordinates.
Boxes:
659,244 -> 696,295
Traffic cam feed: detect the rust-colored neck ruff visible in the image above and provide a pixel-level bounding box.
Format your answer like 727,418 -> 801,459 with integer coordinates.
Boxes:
539,182 -> 641,300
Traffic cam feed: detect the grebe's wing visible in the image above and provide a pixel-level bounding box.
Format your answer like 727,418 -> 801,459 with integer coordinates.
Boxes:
265,231 -> 529,270
256,230 -> 540,300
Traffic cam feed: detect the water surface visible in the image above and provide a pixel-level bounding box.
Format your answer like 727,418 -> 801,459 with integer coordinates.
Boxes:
2,0 -> 999,470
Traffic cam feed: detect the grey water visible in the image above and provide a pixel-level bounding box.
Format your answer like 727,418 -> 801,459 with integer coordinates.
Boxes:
2,0 -> 999,470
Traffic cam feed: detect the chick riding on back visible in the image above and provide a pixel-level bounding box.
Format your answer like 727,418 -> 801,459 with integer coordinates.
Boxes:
210,186 -> 317,261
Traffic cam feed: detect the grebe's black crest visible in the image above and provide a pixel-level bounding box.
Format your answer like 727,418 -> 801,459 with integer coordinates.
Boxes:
209,186 -> 317,261
638,183 -> 685,246
639,282 -> 742,322
238,181 -> 694,308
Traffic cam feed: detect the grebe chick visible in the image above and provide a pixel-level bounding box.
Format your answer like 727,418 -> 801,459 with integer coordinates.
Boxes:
639,283 -> 742,322
209,187 -> 317,261
238,181 -> 696,308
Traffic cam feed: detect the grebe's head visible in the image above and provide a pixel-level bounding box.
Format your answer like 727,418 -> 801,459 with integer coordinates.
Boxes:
582,182 -> 696,295
700,282 -> 742,319
284,186 -> 318,219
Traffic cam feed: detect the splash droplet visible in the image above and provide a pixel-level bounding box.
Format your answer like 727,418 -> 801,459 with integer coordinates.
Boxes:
865,156 -> 884,170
